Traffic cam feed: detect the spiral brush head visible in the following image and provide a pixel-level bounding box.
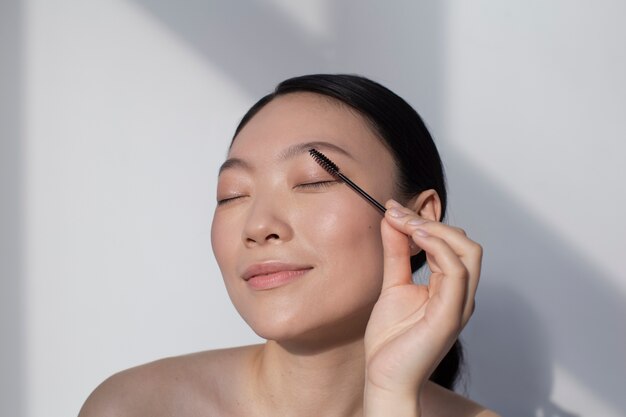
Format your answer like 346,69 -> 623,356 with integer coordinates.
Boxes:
309,148 -> 339,176
308,147 -> 386,214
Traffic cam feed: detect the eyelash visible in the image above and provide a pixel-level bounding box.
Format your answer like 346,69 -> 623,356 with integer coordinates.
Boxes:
216,195 -> 244,206
295,180 -> 338,190
217,181 -> 338,206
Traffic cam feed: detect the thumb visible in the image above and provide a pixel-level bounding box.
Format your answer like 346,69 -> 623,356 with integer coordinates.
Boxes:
380,218 -> 414,290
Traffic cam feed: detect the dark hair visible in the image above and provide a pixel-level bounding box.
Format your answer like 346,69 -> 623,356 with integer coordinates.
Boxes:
233,74 -> 463,390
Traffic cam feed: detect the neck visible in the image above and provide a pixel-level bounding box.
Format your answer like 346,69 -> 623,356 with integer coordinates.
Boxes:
251,336 -> 366,417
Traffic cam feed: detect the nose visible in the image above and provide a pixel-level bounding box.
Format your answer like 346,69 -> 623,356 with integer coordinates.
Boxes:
242,197 -> 293,247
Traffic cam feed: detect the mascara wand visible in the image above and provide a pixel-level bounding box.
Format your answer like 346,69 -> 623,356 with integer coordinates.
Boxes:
309,148 -> 386,214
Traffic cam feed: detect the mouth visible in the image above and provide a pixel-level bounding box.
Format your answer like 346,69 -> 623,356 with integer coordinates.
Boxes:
242,262 -> 313,290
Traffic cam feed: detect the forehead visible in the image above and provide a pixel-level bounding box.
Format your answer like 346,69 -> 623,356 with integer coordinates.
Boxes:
229,92 -> 387,161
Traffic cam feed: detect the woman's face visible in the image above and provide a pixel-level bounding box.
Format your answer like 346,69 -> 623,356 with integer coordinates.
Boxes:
211,92 -> 397,346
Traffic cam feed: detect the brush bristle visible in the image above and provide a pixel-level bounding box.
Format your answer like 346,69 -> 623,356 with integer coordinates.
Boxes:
309,149 -> 339,175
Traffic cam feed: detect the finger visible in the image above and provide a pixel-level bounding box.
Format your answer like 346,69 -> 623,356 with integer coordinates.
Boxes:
385,206 -> 479,288
385,204 -> 477,274
411,223 -> 481,324
411,230 -> 469,329
385,203 -> 481,324
380,218 -> 414,290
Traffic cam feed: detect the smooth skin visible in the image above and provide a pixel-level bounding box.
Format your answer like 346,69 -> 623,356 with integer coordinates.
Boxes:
79,93 -> 498,417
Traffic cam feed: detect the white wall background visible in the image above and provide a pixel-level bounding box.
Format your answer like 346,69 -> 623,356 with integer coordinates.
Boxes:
1,1 -> 624,416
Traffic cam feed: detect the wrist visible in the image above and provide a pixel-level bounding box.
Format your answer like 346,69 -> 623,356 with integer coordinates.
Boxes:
364,383 -> 421,417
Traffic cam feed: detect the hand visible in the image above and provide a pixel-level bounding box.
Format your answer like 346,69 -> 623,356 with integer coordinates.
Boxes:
364,199 -> 482,411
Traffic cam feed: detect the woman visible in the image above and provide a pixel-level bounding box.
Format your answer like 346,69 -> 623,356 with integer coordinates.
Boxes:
79,74 -> 497,417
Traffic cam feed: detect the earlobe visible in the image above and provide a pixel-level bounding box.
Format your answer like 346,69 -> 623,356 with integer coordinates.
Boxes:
408,189 -> 442,222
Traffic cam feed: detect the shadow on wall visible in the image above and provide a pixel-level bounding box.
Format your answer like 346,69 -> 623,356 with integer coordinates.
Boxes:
446,149 -> 624,416
0,0 -> 25,417
126,0 -> 447,127
128,0 -> 625,414
465,285 -> 579,417
0,1 -> 24,417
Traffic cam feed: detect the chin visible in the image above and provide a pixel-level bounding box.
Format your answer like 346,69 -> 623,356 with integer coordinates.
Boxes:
242,302 -> 375,351
244,314 -> 302,341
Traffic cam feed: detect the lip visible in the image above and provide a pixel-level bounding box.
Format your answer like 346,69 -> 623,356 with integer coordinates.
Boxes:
242,262 -> 313,290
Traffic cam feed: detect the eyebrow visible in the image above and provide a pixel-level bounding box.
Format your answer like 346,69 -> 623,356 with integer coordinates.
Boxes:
218,140 -> 354,176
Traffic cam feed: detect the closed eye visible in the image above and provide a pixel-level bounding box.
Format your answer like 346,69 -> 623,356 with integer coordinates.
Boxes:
295,180 -> 339,190
217,195 -> 246,205
218,181 -> 338,204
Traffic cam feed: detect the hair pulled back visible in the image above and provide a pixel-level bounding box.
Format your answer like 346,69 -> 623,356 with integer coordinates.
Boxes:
233,74 -> 463,390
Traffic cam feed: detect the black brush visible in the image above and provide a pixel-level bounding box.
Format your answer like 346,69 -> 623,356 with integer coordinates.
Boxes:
309,148 -> 386,214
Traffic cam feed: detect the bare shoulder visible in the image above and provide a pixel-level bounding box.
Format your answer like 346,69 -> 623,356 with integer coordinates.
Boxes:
78,345 -> 261,417
422,382 -> 501,417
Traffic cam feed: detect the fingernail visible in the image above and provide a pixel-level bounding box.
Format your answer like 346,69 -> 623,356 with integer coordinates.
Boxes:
387,207 -> 407,218
407,218 -> 427,226
414,228 -> 429,237
387,199 -> 402,208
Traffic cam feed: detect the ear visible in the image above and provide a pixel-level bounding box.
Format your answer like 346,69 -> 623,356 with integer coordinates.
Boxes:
407,189 -> 442,222
405,189 -> 442,256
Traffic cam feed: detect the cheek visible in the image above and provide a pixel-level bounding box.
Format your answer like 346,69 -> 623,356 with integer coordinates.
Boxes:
297,196 -> 385,287
296,202 -> 385,338
211,212 -> 251,319
210,211 -> 239,275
